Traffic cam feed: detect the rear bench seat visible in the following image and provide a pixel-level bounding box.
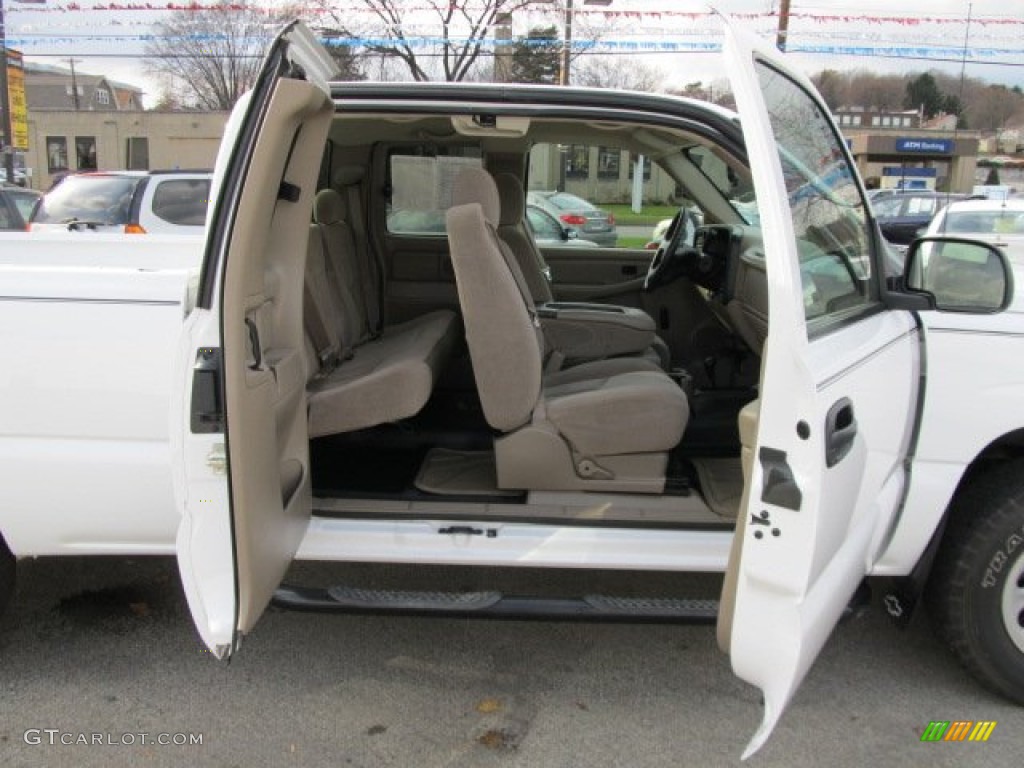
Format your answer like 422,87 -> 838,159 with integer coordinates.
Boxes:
304,185 -> 457,438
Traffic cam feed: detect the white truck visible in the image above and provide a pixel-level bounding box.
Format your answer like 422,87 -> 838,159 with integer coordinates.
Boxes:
1,22 -> 1022,758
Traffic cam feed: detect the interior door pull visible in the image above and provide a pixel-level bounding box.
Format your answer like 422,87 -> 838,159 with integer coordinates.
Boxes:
825,398 -> 857,468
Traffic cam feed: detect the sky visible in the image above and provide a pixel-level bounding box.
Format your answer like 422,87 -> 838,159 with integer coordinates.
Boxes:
5,0 -> 1023,106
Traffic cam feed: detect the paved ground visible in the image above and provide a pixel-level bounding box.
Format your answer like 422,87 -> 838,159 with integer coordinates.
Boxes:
0,556 -> 1019,767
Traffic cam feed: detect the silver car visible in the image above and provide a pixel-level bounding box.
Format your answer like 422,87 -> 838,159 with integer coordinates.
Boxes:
526,190 -> 617,247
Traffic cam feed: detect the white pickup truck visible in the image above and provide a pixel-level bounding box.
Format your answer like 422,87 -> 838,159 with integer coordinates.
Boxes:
2,22 -> 1022,757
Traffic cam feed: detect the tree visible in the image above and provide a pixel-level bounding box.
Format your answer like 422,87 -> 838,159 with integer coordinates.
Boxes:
508,25 -> 560,85
145,1 -> 284,110
319,0 -> 533,82
812,69 -> 847,110
322,39 -> 367,81
985,167 -> 1001,186
573,57 -> 662,93
904,73 -> 945,119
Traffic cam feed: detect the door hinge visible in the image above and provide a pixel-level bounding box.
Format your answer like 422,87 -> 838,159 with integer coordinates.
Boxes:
190,347 -> 224,434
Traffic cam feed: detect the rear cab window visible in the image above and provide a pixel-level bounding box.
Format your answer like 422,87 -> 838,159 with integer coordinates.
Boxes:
386,146 -> 482,236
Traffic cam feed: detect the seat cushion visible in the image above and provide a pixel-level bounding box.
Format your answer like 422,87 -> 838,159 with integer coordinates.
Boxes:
544,356 -> 664,391
307,309 -> 457,437
545,370 -> 689,456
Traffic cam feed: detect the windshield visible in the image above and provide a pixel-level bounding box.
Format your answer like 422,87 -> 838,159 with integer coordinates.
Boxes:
32,176 -> 141,226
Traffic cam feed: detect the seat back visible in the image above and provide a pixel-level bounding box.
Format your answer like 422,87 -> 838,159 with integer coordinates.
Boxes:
313,188 -> 369,351
494,172 -> 554,304
447,169 -> 543,431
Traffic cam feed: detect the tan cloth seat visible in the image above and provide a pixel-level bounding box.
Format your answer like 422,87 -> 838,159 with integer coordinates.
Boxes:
304,187 -> 457,438
493,172 -> 670,370
446,168 -> 688,492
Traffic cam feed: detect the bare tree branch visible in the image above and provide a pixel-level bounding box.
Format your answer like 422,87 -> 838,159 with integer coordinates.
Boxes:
145,1 -> 283,110
316,0 -> 533,82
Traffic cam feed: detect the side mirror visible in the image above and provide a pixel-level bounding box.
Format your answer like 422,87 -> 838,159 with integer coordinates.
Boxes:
904,236 -> 1014,313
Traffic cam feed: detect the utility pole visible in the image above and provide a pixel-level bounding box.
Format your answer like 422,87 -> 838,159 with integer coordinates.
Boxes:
776,0 -> 791,52
64,58 -> 82,110
0,0 -> 15,185
558,0 -> 612,86
559,0 -> 574,86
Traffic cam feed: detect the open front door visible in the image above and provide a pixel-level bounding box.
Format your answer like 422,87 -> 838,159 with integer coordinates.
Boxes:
718,25 -> 921,758
171,22 -> 338,657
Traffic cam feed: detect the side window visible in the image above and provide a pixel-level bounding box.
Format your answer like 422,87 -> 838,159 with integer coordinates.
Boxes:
905,196 -> 937,216
529,141 -> 686,250
151,179 -> 212,226
386,146 -> 482,236
755,61 -> 876,329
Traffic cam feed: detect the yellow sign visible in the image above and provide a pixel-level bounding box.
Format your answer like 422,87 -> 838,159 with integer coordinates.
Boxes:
6,50 -> 29,152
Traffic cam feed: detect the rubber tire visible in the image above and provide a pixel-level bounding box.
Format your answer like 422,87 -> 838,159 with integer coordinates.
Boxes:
926,460 -> 1024,704
0,534 -> 14,619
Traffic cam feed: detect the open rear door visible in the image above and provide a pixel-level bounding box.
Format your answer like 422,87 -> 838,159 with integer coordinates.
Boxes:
171,22 -> 338,657
718,23 -> 921,758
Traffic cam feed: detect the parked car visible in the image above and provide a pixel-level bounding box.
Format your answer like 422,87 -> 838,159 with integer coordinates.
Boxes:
870,190 -> 964,250
924,197 -> 1024,261
0,183 -> 41,231
3,21 -> 1024,760
29,170 -> 212,234
526,203 -> 598,247
527,190 -> 617,247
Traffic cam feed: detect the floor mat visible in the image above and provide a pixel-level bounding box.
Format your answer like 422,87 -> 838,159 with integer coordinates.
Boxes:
690,457 -> 744,519
414,447 -> 520,497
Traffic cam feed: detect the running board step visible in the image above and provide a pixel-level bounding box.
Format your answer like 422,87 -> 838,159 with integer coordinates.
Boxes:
273,585 -> 718,623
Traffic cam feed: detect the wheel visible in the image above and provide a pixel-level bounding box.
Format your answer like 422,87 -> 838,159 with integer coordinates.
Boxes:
926,460 -> 1024,703
0,534 -> 14,619
643,208 -> 698,292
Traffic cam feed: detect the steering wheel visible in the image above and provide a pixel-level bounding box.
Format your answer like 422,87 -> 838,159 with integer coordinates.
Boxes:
644,209 -> 700,292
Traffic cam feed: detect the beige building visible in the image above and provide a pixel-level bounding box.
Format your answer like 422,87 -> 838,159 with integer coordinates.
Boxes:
24,111 -> 229,190
843,129 -> 980,193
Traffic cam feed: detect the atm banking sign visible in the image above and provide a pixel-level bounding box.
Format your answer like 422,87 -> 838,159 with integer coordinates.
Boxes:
896,138 -> 955,154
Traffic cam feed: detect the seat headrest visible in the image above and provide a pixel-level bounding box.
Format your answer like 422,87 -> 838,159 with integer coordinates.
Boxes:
314,188 -> 347,226
494,173 -> 525,226
451,167 -> 500,228
333,165 -> 365,188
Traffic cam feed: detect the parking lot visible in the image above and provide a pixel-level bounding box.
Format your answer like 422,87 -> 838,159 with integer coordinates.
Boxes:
0,555 -> 1019,767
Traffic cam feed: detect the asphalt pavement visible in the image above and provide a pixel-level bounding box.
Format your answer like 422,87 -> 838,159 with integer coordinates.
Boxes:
0,555 -> 1020,767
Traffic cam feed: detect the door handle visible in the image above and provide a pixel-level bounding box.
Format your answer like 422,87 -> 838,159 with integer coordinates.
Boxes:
825,398 -> 857,468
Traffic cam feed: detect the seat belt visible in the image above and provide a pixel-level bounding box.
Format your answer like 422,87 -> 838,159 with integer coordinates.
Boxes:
303,281 -> 339,375
345,184 -> 383,337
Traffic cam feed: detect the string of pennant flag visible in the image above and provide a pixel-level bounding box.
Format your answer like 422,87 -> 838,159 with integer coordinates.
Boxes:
6,2 -> 1024,27
4,2 -> 1024,63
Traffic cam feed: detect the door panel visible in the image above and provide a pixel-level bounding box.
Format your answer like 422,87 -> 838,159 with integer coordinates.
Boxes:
385,236 -> 460,323
719,24 -> 919,758
543,246 -> 650,305
174,22 -> 337,656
